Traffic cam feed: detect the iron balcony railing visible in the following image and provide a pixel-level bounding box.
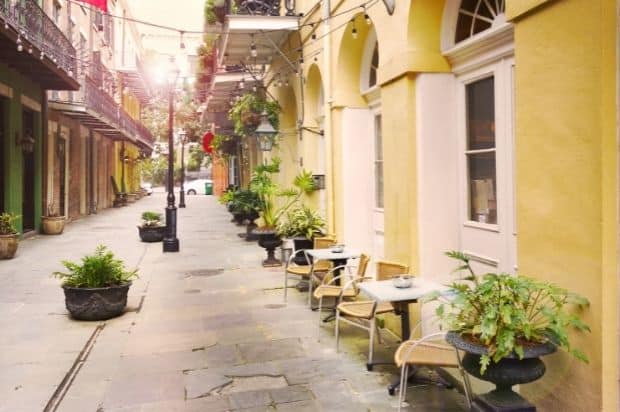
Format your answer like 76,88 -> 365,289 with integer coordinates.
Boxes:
225,0 -> 294,17
51,78 -> 154,147
0,0 -> 77,78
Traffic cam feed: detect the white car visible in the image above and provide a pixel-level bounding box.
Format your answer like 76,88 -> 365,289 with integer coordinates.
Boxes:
184,179 -> 213,195
141,183 -> 153,195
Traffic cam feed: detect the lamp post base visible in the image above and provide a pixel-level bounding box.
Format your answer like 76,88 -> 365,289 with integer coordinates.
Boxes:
163,238 -> 180,252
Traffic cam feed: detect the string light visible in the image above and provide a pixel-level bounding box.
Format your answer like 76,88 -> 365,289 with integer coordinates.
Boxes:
364,6 -> 371,25
16,36 -> 22,52
28,45 -> 33,54
239,78 -> 245,89
40,51 -> 44,60
250,35 -> 257,58
351,19 -> 358,40
179,31 -> 185,49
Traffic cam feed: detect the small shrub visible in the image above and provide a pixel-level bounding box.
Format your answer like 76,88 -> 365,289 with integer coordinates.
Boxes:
141,211 -> 163,227
54,245 -> 138,288
0,213 -> 19,235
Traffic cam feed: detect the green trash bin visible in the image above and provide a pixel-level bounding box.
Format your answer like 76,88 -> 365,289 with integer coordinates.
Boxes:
204,181 -> 213,195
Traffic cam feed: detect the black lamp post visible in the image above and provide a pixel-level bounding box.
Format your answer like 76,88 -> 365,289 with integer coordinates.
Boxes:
178,130 -> 186,208
163,61 -> 180,253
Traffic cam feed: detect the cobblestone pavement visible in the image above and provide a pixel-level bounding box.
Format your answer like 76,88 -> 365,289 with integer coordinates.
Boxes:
0,192 -> 467,411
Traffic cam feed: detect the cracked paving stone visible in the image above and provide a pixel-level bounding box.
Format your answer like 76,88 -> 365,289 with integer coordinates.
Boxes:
269,385 -> 314,404
275,400 -> 321,411
220,375 -> 288,395
183,370 -> 232,399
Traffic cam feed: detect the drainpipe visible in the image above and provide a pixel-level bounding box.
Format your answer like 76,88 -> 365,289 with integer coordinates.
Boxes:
323,0 -> 335,235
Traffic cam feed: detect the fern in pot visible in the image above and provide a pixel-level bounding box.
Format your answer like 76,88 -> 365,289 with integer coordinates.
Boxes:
54,245 -> 138,321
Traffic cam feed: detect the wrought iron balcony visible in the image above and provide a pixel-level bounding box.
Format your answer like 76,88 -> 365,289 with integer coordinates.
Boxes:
49,78 -> 154,149
0,0 -> 78,89
227,0 -> 282,16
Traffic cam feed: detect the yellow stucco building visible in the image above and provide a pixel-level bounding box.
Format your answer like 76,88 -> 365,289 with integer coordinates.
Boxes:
206,0 -> 618,409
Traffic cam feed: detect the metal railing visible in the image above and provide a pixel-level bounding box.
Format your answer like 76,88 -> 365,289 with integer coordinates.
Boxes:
225,0 -> 288,16
0,0 -> 77,78
50,77 -> 154,147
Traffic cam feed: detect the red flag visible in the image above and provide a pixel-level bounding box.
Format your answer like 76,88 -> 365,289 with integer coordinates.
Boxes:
202,132 -> 214,154
75,0 -> 108,12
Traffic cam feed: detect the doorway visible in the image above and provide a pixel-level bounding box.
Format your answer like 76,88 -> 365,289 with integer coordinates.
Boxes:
22,109 -> 35,232
0,98 -> 5,213
56,135 -> 67,216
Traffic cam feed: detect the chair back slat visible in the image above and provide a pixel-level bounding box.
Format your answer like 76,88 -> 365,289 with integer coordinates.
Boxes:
356,253 -> 370,277
376,260 -> 409,281
313,236 -> 336,249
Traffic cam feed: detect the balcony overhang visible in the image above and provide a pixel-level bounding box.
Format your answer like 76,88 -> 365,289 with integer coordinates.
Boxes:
49,101 -> 134,142
219,15 -> 299,67
0,26 -> 79,90
117,69 -> 151,104
207,71 -> 261,112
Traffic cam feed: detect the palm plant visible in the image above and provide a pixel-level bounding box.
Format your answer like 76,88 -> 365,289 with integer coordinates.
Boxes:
249,158 -> 315,229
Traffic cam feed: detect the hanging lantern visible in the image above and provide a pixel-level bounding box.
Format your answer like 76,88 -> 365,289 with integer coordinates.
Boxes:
255,110 -> 277,152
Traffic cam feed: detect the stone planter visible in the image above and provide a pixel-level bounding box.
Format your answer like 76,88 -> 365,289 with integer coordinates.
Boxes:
63,283 -> 131,321
138,225 -> 165,242
0,233 -> 19,259
447,331 -> 557,411
254,228 -> 282,267
41,216 -> 66,235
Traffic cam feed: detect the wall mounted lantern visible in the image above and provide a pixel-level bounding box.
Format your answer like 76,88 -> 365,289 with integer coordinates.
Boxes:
255,110 -> 277,152
15,131 -> 35,153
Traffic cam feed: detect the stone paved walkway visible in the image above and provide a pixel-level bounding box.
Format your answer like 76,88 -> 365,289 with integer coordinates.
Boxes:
0,192 -> 468,411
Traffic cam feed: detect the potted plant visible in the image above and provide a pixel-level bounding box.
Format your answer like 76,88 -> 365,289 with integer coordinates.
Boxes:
0,212 -> 20,259
228,189 -> 262,240
229,93 -> 280,138
249,158 -> 316,266
137,211 -> 166,242
53,245 -> 138,321
277,205 -> 326,264
433,251 -> 590,411
41,203 -> 66,235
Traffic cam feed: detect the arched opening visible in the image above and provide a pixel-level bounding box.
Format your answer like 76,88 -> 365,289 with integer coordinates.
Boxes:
304,64 -> 326,213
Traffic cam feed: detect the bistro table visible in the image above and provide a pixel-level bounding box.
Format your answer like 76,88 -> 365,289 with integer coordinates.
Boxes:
305,247 -> 361,314
358,277 -> 451,394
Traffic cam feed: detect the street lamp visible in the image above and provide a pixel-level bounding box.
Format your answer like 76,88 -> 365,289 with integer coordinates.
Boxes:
255,110 -> 277,151
163,59 -> 180,253
178,129 -> 187,208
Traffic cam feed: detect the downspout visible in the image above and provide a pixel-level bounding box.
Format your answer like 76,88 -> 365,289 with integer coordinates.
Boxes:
323,0 -> 335,235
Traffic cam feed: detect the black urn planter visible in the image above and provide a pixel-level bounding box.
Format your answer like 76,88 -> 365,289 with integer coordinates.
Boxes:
244,210 -> 260,241
254,228 -> 282,267
63,283 -> 132,321
138,225 -> 165,242
292,237 -> 313,265
446,331 -> 557,412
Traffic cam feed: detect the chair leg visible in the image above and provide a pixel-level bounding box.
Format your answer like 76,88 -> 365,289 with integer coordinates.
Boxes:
335,310 -> 341,353
398,364 -> 409,412
375,320 -> 383,344
283,272 -> 288,302
317,295 -> 323,342
307,276 -> 313,307
368,318 -> 375,367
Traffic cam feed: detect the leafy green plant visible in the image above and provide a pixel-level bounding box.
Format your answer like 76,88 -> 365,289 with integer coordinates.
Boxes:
0,213 -> 19,235
277,205 -> 326,239
229,93 -> 280,138
54,245 -> 138,288
249,158 -> 315,228
431,251 -> 590,374
228,189 -> 262,217
140,211 -> 163,227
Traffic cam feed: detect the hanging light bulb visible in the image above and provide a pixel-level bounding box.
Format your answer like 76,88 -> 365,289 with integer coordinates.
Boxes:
239,78 -> 245,89
299,57 -> 304,64
16,36 -> 22,52
252,85 -> 257,93
285,79 -> 289,87
69,70 -> 74,77
179,31 -> 186,49
365,13 -> 371,25
351,18 -> 358,40
40,51 -> 44,60
4,22 -> 8,30
250,35 -> 258,58
311,33 -> 317,42
28,45 -> 33,54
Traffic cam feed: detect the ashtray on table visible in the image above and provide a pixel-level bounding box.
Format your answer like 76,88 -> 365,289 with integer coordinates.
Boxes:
392,275 -> 413,288
330,245 -> 345,253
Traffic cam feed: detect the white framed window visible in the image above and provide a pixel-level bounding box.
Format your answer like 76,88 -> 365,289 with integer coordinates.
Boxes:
374,114 -> 383,209
360,28 -> 379,93
465,75 -> 496,224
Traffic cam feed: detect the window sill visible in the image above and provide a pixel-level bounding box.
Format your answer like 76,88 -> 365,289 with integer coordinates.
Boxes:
463,220 -> 499,233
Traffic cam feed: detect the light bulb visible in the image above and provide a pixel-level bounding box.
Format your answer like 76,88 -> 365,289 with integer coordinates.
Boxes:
365,14 -> 371,25
28,46 -> 32,54
17,44 -> 23,52
352,27 -> 358,39
250,43 -> 257,58
40,52 -> 44,60
239,79 -> 245,89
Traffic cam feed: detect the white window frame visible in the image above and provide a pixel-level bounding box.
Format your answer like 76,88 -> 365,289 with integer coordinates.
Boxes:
373,110 -> 384,211
360,28 -> 378,94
